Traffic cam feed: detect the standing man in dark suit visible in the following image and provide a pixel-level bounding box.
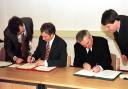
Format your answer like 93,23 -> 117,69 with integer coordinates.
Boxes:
27,22 -> 67,67
73,30 -> 113,72
101,9 -> 128,62
21,17 -> 33,54
4,16 -> 31,64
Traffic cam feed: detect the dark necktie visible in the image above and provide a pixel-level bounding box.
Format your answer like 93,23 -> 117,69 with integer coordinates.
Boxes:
88,49 -> 91,54
88,49 -> 92,61
113,31 -> 120,46
114,31 -> 119,41
45,42 -> 50,60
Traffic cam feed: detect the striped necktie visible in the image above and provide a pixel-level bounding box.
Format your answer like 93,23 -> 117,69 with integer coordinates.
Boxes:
45,42 -> 50,60
21,33 -> 26,58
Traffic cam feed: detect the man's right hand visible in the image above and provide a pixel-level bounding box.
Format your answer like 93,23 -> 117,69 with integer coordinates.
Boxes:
121,55 -> 128,64
27,55 -> 33,63
36,58 -> 44,66
16,58 -> 23,64
83,63 -> 91,70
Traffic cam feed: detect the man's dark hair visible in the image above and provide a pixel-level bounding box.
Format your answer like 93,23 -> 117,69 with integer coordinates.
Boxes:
76,30 -> 90,42
8,16 -> 23,35
40,22 -> 56,35
101,9 -> 119,25
21,17 -> 33,41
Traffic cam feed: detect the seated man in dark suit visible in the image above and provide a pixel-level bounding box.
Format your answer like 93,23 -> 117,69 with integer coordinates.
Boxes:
4,16 -> 31,64
73,30 -> 113,73
27,22 -> 67,89
27,22 -> 67,67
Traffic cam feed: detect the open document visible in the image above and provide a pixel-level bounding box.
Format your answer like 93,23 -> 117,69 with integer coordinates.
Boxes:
9,64 -> 21,68
16,63 -> 56,72
74,69 -> 121,80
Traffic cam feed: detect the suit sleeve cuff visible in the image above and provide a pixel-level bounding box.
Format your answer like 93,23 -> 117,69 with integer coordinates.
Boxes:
32,57 -> 35,62
98,65 -> 104,71
13,56 -> 17,61
44,60 -> 48,67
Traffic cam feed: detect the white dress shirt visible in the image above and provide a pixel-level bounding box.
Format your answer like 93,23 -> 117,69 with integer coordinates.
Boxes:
44,35 -> 55,67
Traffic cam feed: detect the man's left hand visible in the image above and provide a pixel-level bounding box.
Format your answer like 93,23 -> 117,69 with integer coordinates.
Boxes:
36,58 -> 44,66
92,65 -> 101,73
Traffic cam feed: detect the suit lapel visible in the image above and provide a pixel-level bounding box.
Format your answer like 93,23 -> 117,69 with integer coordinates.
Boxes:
91,37 -> 96,56
48,35 -> 57,59
10,31 -> 20,50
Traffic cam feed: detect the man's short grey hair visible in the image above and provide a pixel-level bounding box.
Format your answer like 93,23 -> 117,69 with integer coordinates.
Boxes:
76,30 -> 90,42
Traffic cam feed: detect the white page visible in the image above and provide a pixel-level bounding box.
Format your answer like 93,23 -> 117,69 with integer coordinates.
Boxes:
93,70 -> 121,79
0,61 -> 12,67
35,66 -> 56,71
74,69 -> 121,80
9,64 -> 21,68
74,69 -> 96,77
17,63 -> 36,69
120,74 -> 128,79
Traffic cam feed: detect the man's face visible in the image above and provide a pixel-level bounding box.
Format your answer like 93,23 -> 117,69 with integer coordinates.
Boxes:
80,35 -> 93,48
18,25 -> 25,35
104,21 -> 119,33
41,32 -> 54,42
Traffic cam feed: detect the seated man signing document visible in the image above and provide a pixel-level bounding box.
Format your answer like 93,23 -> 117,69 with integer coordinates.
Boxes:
27,22 -> 67,67
73,30 -> 113,73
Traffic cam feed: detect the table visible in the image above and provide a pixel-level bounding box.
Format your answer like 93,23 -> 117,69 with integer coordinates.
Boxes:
0,67 -> 128,89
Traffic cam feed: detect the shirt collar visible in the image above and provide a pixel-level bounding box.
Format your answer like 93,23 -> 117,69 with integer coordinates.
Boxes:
86,48 -> 92,53
116,28 -> 120,33
48,35 -> 55,48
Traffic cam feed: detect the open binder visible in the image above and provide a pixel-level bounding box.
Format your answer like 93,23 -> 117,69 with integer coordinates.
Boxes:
74,69 -> 121,80
16,63 -> 56,72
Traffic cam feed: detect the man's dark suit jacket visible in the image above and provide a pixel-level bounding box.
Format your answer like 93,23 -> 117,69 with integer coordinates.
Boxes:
32,35 -> 67,67
113,15 -> 128,57
73,36 -> 113,70
4,28 -> 30,62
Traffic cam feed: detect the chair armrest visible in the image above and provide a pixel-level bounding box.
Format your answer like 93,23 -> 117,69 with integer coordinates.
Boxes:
67,56 -> 71,67
111,53 -> 120,70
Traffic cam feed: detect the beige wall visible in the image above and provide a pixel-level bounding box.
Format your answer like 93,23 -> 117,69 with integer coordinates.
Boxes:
0,0 -> 125,65
1,0 -> 128,39
34,30 -> 114,38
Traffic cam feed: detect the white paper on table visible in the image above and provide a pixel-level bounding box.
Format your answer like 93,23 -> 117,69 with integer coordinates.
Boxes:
0,61 -> 12,67
17,63 -> 36,69
35,66 -> 56,71
9,64 -> 21,68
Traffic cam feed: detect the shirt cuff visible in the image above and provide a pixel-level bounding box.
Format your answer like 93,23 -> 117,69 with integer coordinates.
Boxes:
32,57 -> 35,62
44,60 -> 48,67
13,56 -> 17,61
98,65 -> 104,71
